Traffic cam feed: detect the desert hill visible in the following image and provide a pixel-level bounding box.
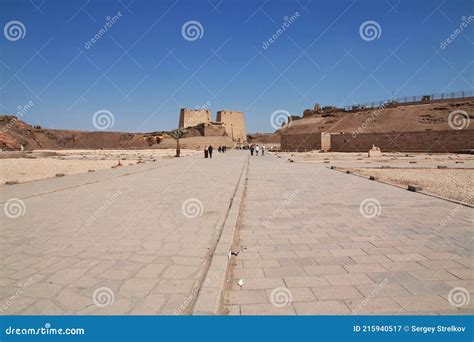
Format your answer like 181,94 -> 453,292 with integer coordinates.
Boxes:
0,115 -> 166,151
0,116 -> 231,151
281,98 -> 474,135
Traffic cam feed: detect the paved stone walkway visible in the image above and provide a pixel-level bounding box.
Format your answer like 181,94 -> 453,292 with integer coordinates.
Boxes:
0,152 -> 247,314
1,151 -> 473,315
224,154 -> 473,315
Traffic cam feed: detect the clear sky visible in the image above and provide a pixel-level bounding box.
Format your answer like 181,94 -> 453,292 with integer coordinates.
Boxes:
1,0 -> 473,133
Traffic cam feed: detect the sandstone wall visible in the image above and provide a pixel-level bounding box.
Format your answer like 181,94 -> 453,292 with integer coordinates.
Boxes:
216,110 -> 247,143
330,130 -> 474,152
281,132 -> 322,151
179,108 -> 211,128
281,130 -> 474,152
202,124 -> 226,137
321,132 -> 331,151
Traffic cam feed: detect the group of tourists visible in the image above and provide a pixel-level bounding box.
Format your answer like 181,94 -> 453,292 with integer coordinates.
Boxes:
204,145 -> 227,158
203,144 -> 265,158
249,144 -> 265,156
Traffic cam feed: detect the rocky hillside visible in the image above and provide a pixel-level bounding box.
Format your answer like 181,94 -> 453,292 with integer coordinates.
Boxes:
0,116 -> 162,151
282,99 -> 474,135
0,116 -> 218,151
247,132 -> 280,144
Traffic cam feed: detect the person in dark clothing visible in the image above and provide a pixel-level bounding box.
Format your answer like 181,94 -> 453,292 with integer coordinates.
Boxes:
218,146 -> 222,153
208,145 -> 213,158
250,146 -> 254,156
204,146 -> 208,158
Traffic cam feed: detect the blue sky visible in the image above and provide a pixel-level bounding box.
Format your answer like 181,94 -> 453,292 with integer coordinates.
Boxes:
1,0 -> 473,133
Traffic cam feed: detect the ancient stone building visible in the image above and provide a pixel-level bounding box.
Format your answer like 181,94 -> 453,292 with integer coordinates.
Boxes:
179,108 -> 211,128
216,110 -> 247,143
177,108 -> 247,146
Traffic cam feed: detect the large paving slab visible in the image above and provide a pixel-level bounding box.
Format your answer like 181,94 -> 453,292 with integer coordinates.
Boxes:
0,151 -> 247,314
224,153 -> 474,315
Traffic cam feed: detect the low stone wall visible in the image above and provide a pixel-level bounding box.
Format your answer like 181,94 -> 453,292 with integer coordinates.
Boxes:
331,130 -> 474,152
280,132 -> 321,152
281,129 -> 474,152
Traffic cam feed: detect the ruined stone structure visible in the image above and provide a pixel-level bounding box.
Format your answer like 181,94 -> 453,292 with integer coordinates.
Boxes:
176,108 -> 247,148
216,110 -> 247,143
179,108 -> 211,128
195,122 -> 227,137
320,132 -> 331,151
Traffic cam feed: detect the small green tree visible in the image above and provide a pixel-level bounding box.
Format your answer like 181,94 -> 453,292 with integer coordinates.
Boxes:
170,128 -> 184,157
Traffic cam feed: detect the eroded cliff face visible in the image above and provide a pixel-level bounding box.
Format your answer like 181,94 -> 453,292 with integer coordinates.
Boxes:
0,115 -> 232,151
0,115 -> 166,151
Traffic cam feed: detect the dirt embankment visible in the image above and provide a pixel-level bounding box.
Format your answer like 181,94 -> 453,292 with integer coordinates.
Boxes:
247,132 -> 280,144
282,99 -> 474,135
0,115 -> 164,151
0,116 -> 227,151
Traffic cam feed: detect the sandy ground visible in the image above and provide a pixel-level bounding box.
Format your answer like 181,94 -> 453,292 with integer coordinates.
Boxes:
273,151 -> 474,205
0,149 -> 199,184
277,151 -> 474,166
349,168 -> 473,205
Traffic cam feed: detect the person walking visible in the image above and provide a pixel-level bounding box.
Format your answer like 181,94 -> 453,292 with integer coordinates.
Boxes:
262,144 -> 265,156
255,144 -> 259,156
208,145 -> 214,158
204,146 -> 208,158
250,145 -> 254,156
